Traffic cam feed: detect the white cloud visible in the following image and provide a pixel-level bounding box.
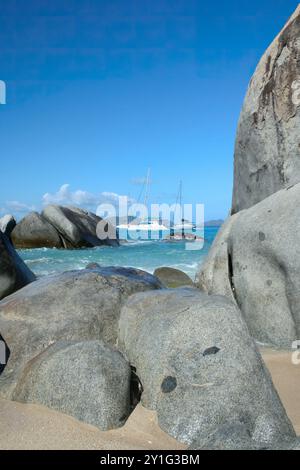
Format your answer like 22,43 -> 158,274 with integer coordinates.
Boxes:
5,201 -> 36,213
42,184 -> 135,211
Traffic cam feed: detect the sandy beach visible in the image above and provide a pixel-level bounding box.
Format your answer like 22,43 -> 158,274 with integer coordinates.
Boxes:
0,348 -> 298,450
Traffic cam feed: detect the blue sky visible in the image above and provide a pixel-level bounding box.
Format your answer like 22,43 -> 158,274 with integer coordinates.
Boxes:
0,0 -> 298,220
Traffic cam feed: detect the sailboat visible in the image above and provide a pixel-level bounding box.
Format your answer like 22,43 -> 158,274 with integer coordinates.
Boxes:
117,169 -> 169,231
173,181 -> 195,231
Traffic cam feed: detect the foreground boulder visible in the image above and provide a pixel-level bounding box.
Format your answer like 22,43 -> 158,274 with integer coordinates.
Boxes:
153,267 -> 194,288
199,183 -> 300,347
232,6 -> 300,213
189,421 -> 300,450
13,340 -> 131,431
42,205 -> 118,248
118,288 -> 295,445
0,333 -> 10,376
228,183 -> 300,347
0,232 -> 36,300
11,212 -> 63,249
0,266 -> 162,397
0,215 -> 16,238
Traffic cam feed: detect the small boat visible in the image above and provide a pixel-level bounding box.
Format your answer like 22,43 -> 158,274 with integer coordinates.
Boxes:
173,181 -> 196,230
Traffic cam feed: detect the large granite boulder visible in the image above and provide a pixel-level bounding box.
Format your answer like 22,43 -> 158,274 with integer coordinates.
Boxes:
118,288 -> 295,445
11,212 -> 63,249
228,183 -> 300,347
198,183 -> 300,347
232,6 -> 300,214
196,215 -> 239,303
0,266 -> 162,397
189,421 -> 300,450
42,205 -> 119,248
0,232 -> 36,301
13,340 -> 131,431
0,333 -> 10,376
0,215 -> 16,238
153,267 -> 194,288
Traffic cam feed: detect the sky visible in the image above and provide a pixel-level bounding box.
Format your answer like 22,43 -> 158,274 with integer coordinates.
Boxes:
0,0 -> 299,220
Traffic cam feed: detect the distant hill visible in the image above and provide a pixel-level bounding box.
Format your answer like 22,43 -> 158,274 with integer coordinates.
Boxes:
204,219 -> 224,227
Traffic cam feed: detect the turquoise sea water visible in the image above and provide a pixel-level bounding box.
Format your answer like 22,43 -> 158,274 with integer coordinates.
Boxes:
18,226 -> 220,281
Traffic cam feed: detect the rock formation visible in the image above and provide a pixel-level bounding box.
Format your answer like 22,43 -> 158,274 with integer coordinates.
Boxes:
0,231 -> 36,301
0,266 -> 162,398
13,340 -> 131,431
153,267 -> 194,288
232,6 -> 300,213
0,215 -> 16,238
118,288 -> 295,445
11,205 -> 119,249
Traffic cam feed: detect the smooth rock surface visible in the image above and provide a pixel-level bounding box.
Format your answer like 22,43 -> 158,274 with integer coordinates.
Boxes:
232,6 -> 300,213
153,267 -> 194,288
118,288 -> 295,445
228,183 -> 300,347
11,212 -> 63,249
42,205 -> 118,248
0,215 -> 16,238
0,266 -> 162,397
13,340 -> 131,431
0,232 -> 36,301
196,215 -> 239,303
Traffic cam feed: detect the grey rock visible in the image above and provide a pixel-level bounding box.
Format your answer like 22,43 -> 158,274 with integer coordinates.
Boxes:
190,421 -> 300,450
228,183 -> 300,347
189,421 -> 263,450
153,267 -> 194,288
42,205 -> 119,248
0,215 -> 16,238
118,288 -> 295,445
0,333 -> 10,376
0,266 -> 162,397
11,212 -> 63,249
232,6 -> 300,213
86,262 -> 101,270
0,232 -> 36,301
13,340 -> 131,431
196,215 -> 239,303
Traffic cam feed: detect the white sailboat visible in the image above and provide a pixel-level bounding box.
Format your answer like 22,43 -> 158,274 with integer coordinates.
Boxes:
117,169 -> 169,231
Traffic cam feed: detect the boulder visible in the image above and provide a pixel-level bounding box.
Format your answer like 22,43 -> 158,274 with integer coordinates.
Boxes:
11,212 -> 63,249
232,6 -> 300,213
0,266 -> 162,397
0,231 -> 36,301
196,215 -> 239,303
189,421 -> 300,450
85,262 -> 101,270
42,205 -> 119,248
153,267 -> 194,288
118,288 -> 295,445
228,183 -> 300,347
0,215 -> 16,238
13,340 -> 131,431
0,333 -> 10,376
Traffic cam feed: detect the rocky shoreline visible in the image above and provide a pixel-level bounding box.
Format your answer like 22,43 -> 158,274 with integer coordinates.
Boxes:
1,6 -> 300,450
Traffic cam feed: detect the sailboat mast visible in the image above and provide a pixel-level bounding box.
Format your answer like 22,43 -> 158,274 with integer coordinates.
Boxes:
144,168 -> 151,208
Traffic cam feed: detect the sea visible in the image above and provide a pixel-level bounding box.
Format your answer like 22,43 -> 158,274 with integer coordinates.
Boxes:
17,226 -> 220,281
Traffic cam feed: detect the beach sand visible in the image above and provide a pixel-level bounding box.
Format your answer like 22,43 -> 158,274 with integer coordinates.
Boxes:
0,348 -> 298,450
